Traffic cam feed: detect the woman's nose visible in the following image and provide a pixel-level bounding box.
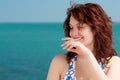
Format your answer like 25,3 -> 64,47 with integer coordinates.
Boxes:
71,29 -> 80,37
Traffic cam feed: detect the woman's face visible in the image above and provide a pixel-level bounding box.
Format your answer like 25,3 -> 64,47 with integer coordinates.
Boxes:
69,16 -> 94,50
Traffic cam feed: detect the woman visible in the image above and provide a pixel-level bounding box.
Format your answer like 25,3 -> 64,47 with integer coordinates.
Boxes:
47,3 -> 120,80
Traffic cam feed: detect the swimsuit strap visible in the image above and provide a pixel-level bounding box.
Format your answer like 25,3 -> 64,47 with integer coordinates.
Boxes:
99,61 -> 105,72
63,55 -> 105,80
63,55 -> 77,80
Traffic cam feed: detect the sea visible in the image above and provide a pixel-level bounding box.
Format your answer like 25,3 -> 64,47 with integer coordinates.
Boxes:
0,22 -> 120,80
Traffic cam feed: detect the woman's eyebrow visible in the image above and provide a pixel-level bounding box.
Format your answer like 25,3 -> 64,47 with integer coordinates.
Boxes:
69,22 -> 80,26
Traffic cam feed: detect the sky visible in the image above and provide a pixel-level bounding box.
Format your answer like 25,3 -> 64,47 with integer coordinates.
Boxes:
0,0 -> 120,22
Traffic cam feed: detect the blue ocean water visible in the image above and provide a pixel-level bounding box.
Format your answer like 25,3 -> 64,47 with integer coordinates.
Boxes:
0,22 -> 120,80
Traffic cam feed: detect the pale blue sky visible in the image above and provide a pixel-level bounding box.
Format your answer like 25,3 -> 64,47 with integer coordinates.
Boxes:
0,0 -> 120,22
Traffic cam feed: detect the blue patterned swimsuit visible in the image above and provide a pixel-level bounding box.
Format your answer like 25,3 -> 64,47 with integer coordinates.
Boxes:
63,55 -> 105,80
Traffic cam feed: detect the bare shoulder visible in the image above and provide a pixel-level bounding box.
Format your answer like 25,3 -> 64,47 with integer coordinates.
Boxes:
106,56 -> 120,79
107,56 -> 120,68
51,54 -> 68,66
110,56 -> 120,64
47,54 -> 68,80
49,54 -> 68,72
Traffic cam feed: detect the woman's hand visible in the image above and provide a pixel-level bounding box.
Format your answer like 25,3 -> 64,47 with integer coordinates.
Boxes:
61,37 -> 92,57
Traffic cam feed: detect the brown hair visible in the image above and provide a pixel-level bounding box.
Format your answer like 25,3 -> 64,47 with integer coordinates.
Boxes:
63,3 -> 117,64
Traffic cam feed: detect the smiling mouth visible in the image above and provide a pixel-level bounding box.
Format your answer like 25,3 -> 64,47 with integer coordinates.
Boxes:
77,37 -> 83,41
73,37 -> 83,42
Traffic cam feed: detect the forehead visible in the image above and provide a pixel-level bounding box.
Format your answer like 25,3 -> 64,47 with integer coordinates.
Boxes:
69,16 -> 79,25
69,16 -> 91,28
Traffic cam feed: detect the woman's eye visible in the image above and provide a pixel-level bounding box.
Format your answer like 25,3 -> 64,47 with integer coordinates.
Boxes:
78,26 -> 83,30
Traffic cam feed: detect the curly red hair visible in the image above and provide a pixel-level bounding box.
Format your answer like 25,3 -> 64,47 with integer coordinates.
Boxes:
63,3 -> 117,64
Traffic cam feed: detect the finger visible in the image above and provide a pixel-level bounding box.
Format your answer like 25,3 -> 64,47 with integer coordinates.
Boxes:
61,40 -> 71,47
67,43 -> 76,51
62,41 -> 73,50
62,37 -> 72,41
74,38 -> 81,42
61,38 -> 74,47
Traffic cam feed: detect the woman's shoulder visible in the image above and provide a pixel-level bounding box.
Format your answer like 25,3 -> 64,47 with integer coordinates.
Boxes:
105,56 -> 120,78
51,54 -> 68,65
110,56 -> 120,63
49,54 -> 69,74
107,56 -> 120,67
47,54 -> 68,79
